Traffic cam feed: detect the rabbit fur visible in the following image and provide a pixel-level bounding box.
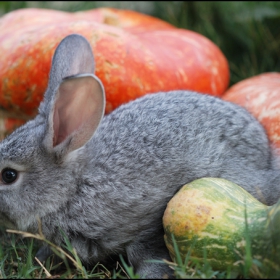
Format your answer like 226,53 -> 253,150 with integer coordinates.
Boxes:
0,34 -> 280,278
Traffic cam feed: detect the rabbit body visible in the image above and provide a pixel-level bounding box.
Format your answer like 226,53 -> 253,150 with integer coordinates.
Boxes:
0,34 -> 280,278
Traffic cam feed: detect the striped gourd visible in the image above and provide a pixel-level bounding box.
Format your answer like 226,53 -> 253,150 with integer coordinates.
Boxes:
163,178 -> 280,277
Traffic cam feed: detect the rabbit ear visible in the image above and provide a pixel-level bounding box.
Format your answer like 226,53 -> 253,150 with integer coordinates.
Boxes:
47,34 -> 95,94
41,34 -> 105,156
40,34 -> 96,116
44,74 -> 105,155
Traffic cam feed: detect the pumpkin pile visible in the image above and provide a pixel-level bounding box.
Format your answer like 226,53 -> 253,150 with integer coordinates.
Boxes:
0,7 -> 229,138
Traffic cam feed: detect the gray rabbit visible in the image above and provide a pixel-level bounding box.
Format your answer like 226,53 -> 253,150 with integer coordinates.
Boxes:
0,34 -> 279,278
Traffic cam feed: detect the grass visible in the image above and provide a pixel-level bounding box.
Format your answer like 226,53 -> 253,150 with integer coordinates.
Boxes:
0,226 -> 127,279
1,222 -> 278,279
164,235 -> 232,279
0,226 -> 218,279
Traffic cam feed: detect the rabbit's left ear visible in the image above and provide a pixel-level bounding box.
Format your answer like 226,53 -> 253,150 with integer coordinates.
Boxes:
51,74 -> 105,152
42,34 -> 105,156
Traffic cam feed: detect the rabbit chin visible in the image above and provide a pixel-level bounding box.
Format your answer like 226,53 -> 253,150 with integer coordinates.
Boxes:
0,213 -> 17,230
9,202 -> 61,234
15,215 -> 42,233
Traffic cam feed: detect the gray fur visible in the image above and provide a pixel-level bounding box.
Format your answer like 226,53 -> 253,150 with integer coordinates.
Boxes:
0,34 -> 279,278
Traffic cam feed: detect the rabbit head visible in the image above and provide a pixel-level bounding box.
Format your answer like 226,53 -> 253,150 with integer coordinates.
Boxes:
0,34 -> 105,233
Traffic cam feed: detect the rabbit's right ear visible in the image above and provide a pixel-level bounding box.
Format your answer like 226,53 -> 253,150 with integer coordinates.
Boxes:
40,34 -> 105,158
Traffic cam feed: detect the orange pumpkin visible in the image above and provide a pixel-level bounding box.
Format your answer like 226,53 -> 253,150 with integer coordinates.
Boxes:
0,7 -> 229,127
222,72 -> 280,151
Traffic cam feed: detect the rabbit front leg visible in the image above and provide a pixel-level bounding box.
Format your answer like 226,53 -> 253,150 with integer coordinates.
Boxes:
126,237 -> 174,279
35,245 -> 62,266
35,244 -> 66,264
35,245 -> 53,263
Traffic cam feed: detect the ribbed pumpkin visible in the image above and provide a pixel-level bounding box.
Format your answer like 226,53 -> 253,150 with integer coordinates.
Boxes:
0,7 -> 229,138
222,73 -> 280,152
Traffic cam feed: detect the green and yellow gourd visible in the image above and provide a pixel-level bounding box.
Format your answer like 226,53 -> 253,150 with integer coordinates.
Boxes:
163,178 -> 280,277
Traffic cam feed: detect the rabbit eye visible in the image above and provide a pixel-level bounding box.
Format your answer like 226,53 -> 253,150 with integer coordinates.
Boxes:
1,168 -> 18,184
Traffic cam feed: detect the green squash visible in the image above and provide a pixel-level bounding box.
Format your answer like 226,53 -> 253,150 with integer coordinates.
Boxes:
163,178 -> 280,277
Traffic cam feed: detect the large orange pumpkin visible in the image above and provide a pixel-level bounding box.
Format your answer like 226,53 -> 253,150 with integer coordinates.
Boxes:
222,72 -> 280,151
0,7 -> 229,137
